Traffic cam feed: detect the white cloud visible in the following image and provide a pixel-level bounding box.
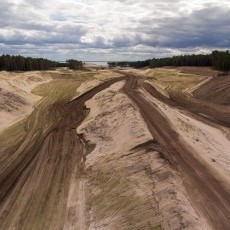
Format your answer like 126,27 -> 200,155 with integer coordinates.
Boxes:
0,0 -> 229,61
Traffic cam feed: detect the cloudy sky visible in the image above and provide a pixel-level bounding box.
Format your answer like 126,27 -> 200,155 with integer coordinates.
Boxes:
0,0 -> 229,61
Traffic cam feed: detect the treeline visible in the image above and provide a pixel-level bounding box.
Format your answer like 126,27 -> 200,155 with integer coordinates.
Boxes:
56,60 -> 83,70
108,60 -> 150,68
150,54 -> 212,68
0,54 -> 83,71
212,51 -> 230,71
108,50 -> 230,71
0,55 -> 57,71
66,59 -> 83,70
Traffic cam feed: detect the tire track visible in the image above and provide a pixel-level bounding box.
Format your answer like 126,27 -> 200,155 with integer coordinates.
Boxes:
121,71 -> 230,230
0,76 -> 125,229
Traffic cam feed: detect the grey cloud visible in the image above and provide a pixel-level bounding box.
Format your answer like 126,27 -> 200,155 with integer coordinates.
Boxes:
107,6 -> 230,49
0,0 -> 229,61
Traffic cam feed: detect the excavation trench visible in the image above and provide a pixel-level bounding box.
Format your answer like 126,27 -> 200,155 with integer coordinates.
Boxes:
0,76 -> 125,229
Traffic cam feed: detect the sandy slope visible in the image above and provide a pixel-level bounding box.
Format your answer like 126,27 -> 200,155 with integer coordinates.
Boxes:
1,68 -> 229,229
77,81 -> 209,229
75,70 -> 123,99
0,73 -> 126,230
0,71 -> 51,132
121,72 -> 230,229
140,87 -> 230,183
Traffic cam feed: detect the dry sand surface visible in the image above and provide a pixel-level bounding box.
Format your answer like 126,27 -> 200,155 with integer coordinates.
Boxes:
77,81 -> 209,229
121,71 -> 230,229
0,68 -> 230,229
140,87 -> 230,185
0,70 -> 125,229
74,71 -> 123,99
193,75 -> 230,106
0,71 -> 51,132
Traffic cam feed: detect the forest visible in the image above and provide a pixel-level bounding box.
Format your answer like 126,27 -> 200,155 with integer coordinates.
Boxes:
0,55 -> 83,71
108,50 -> 230,71
1,51 -> 229,72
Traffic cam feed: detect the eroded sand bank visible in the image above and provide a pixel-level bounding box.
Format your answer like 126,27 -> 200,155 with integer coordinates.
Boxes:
0,71 -> 51,132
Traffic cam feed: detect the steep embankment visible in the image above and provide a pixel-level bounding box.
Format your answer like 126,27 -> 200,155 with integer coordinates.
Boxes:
130,67 -> 230,126
193,75 -> 230,106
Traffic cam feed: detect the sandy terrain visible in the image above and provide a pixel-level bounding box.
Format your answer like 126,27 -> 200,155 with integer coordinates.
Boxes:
0,71 -> 51,132
77,81 -> 209,229
169,67 -> 221,77
74,71 -> 123,99
0,67 -> 230,229
0,72 -> 125,229
193,75 -> 230,106
140,87 -> 230,184
122,71 -> 230,229
128,67 -> 230,126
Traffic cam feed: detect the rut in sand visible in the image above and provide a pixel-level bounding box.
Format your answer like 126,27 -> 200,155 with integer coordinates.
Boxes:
122,71 -> 230,229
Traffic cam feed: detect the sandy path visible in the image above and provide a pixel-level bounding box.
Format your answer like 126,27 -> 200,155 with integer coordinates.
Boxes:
64,178 -> 87,230
140,89 -> 230,180
121,71 -> 230,229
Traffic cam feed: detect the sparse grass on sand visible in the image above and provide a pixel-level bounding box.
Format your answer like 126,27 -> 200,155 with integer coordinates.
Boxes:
0,69 -> 120,148
0,71 -> 86,159
143,68 -> 207,94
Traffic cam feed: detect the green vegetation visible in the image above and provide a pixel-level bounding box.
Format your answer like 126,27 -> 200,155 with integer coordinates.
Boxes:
142,68 -> 207,109
143,68 -> 206,94
108,50 -> 230,71
0,54 -> 57,71
67,59 -> 83,70
212,50 -> 230,71
0,55 -> 84,71
0,71 -> 85,159
149,54 -> 212,68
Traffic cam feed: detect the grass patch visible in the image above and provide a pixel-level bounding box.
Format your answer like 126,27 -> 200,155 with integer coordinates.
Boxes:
0,72 -> 87,163
143,68 -> 206,94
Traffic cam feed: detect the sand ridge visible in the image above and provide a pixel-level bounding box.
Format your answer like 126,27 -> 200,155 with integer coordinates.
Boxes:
77,81 -> 209,229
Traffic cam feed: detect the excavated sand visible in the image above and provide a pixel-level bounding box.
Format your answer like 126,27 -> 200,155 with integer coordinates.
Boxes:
0,71 -> 51,132
77,81 -> 209,230
140,88 -> 230,187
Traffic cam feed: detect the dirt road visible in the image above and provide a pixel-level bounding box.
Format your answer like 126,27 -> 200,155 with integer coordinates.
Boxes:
121,71 -> 230,229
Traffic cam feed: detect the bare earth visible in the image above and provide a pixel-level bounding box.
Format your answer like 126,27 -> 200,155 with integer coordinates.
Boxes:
0,67 -> 230,229
0,71 -> 51,132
